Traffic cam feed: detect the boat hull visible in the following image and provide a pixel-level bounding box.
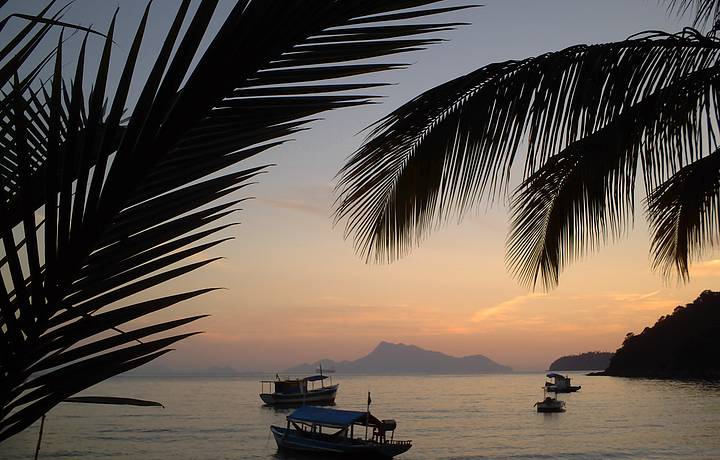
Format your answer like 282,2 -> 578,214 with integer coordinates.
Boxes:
271,426 -> 412,458
260,384 -> 338,406
545,384 -> 581,393
535,400 -> 566,413
536,405 -> 566,413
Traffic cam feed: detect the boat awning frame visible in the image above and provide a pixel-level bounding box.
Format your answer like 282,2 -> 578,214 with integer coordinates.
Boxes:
287,407 -> 380,429
303,374 -> 329,382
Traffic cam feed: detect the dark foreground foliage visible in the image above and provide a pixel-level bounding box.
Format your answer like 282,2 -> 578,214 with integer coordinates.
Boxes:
604,290 -> 720,379
335,0 -> 720,290
0,0 -> 465,443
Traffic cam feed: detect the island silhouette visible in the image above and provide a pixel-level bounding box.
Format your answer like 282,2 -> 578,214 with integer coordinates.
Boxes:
285,341 -> 512,374
549,352 -> 614,371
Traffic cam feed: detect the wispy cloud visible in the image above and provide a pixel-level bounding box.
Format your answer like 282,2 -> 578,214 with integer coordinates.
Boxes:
467,289 -> 680,336
471,293 -> 547,322
255,184 -> 333,217
219,303 -> 453,339
606,290 -> 661,302
691,258 -> 720,278
255,197 -> 327,216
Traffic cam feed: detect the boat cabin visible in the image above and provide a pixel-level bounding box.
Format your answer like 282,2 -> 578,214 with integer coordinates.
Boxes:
545,373 -> 581,392
261,374 -> 332,395
259,374 -> 339,406
286,406 -> 407,446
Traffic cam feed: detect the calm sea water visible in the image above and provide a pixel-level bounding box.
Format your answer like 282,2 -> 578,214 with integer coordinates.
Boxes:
4,373 -> 720,459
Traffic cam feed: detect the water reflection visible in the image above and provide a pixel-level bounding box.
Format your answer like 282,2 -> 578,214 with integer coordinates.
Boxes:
261,402 -> 336,413
272,450 -> 359,460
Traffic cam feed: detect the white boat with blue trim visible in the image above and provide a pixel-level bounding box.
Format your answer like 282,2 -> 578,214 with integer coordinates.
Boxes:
544,373 -> 581,393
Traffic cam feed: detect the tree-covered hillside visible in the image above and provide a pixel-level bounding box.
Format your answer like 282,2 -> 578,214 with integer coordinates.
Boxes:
604,291 -> 720,378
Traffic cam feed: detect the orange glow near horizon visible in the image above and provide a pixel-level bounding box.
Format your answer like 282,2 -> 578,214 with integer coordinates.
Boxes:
148,198 -> 719,372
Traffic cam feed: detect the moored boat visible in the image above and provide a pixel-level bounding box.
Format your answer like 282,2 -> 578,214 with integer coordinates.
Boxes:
544,373 -> 581,393
271,406 -> 412,458
260,374 -> 338,406
534,395 -> 566,413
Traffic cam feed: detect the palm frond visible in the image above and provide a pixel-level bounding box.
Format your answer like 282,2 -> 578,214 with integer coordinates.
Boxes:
507,61 -> 720,289
335,28 -> 720,284
665,0 -> 720,29
0,0 -> 466,442
507,140 -> 636,291
63,396 -> 164,407
647,148 -> 720,280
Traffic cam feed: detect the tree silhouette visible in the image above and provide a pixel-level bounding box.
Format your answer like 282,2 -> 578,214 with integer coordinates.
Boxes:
605,290 -> 720,378
0,0 -> 465,442
335,0 -> 720,290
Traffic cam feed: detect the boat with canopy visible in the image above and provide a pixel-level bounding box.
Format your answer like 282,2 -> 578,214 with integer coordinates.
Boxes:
544,373 -> 581,393
260,373 -> 338,406
270,405 -> 412,458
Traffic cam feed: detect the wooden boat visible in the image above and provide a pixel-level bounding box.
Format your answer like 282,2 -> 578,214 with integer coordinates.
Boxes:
260,374 -> 338,406
271,406 -> 412,458
544,373 -> 581,393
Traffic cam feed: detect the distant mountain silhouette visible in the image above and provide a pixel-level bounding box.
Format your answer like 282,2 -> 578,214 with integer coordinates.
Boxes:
598,290 -> 720,379
549,352 -> 614,371
286,341 -> 512,374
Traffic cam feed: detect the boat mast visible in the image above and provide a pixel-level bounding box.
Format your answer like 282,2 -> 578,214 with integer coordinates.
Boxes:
365,391 -> 371,440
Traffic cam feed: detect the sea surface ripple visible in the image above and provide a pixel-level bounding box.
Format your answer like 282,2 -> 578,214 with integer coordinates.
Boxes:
4,373 -> 720,459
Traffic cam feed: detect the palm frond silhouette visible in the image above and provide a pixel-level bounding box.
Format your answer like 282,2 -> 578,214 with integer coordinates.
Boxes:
335,1 -> 720,290
0,0 -> 466,442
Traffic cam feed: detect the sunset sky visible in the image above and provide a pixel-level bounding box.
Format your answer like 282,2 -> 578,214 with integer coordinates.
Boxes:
9,0 -> 720,371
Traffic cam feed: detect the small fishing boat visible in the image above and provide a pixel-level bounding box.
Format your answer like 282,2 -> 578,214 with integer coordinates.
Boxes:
544,373 -> 581,393
534,395 -> 566,413
271,405 -> 412,458
260,374 -> 338,406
